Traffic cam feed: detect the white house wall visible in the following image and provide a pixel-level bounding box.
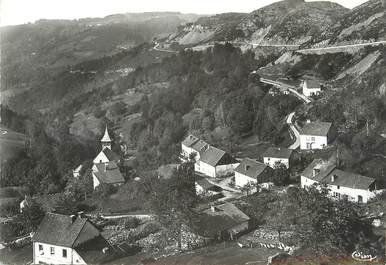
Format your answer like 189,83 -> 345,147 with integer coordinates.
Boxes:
33,242 -> 86,265
263,157 -> 289,169
235,172 -> 257,187
301,176 -> 376,203
195,161 -> 216,178
93,151 -> 109,164
92,172 -> 101,190
300,135 -> 328,150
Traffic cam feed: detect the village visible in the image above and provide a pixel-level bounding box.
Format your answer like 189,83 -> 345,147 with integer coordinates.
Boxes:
1,74 -> 385,265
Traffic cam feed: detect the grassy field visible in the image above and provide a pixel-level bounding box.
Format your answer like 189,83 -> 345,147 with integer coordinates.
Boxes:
111,242 -> 278,265
0,126 -> 25,162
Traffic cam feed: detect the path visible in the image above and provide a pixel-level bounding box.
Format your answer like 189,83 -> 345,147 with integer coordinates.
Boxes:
153,43 -> 177,53
297,40 -> 386,54
286,112 -> 300,150
260,78 -> 311,104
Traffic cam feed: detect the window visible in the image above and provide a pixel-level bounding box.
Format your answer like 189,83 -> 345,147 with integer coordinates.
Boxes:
39,245 -> 43,251
311,137 -> 315,141
50,247 -> 55,255
358,195 -> 363,203
62,249 -> 67,258
337,186 -> 340,189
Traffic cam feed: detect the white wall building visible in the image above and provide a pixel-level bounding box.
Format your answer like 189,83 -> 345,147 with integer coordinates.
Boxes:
32,213 -> 111,265
194,146 -> 239,178
299,121 -> 332,150
234,158 -> 273,188
302,79 -> 321,97
263,147 -> 293,169
301,159 -> 378,203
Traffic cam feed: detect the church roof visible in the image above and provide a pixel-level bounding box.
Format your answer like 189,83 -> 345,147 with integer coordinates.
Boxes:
101,126 -> 111,142
93,162 -> 125,185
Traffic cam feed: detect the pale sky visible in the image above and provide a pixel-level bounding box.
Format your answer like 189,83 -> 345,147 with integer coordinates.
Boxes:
0,0 -> 369,26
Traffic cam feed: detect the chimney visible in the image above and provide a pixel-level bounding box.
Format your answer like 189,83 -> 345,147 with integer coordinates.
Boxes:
331,175 -> 337,182
245,165 -> 250,171
78,211 -> 85,218
104,162 -> 108,171
313,168 -> 320,177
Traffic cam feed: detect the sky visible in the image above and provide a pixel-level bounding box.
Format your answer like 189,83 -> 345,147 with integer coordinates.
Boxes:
0,0 -> 369,26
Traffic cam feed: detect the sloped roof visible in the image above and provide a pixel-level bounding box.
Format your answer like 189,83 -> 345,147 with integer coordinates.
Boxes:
194,203 -> 250,237
304,79 -> 320,89
301,159 -> 336,182
301,159 -> 376,190
181,134 -> 200,148
199,146 -> 237,167
235,158 -> 269,179
101,126 -> 111,142
74,236 -> 111,264
195,178 -> 221,191
263,147 -> 293,159
102,148 -> 120,162
323,169 -> 376,190
32,213 -> 94,247
299,122 -> 332,136
191,139 -> 209,153
93,162 -> 125,185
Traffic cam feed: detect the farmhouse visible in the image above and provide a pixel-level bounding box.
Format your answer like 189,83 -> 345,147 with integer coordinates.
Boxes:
302,79 -> 321,97
301,159 -> 378,203
195,177 -> 222,197
194,203 -> 250,240
92,161 -> 125,190
32,213 -> 111,265
299,121 -> 332,150
263,147 -> 293,169
234,158 -> 273,188
194,146 -> 239,178
181,134 -> 209,161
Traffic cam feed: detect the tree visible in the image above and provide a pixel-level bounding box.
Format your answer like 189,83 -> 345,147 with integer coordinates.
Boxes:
20,203 -> 45,232
272,162 -> 290,186
147,161 -> 198,250
52,193 -> 79,215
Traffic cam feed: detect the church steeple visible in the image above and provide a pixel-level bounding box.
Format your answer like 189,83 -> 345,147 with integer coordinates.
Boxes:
101,126 -> 112,150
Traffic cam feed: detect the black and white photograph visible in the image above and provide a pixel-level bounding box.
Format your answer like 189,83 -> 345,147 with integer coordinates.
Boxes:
0,0 -> 385,264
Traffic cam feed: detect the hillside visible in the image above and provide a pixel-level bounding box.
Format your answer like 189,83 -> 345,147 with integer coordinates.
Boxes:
168,0 -> 348,48
0,12 -> 201,96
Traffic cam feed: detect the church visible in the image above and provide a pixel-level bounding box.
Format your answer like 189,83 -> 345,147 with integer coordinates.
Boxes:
91,126 -> 125,190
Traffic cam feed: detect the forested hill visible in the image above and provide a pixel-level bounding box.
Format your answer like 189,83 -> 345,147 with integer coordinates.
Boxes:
0,12 -> 201,95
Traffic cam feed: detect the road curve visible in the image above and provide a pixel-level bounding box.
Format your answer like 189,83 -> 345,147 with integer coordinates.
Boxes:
287,112 -> 300,150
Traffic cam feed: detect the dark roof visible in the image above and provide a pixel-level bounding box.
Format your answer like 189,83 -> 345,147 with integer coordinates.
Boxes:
102,148 -> 120,162
32,213 -> 96,247
199,146 -> 237,167
263,147 -> 293,159
235,158 -> 270,179
323,169 -> 376,190
75,236 -> 111,264
195,178 -> 222,191
299,122 -> 332,136
93,162 -> 125,185
194,203 -> 250,237
181,134 -> 200,148
304,79 -> 320,89
301,159 -> 376,190
301,159 -> 336,182
191,139 -> 209,153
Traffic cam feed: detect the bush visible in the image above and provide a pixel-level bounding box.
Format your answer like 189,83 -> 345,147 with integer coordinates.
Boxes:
122,217 -> 141,229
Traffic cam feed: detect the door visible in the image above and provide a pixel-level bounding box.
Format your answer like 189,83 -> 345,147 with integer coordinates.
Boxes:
357,195 -> 363,203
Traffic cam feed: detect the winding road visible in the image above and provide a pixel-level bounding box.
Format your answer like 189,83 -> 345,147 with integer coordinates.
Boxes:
286,112 -> 300,150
